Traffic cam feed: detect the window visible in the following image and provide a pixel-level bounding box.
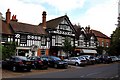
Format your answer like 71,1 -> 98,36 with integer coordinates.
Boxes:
90,37 -> 94,41
106,42 -> 109,47
97,41 -> 100,46
41,50 -> 45,55
79,35 -> 84,47
79,41 -> 84,46
102,41 -> 104,47
41,37 -> 46,46
58,36 -> 62,44
2,36 -> 8,42
20,35 -> 27,44
55,35 -> 62,44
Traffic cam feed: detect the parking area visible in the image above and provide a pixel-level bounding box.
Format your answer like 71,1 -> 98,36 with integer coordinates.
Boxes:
2,67 -> 68,78
2,62 -> 119,78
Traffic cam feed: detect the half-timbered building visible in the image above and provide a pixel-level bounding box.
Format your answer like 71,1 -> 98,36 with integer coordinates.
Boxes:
74,25 -> 98,56
1,9 -> 50,57
39,15 -> 76,57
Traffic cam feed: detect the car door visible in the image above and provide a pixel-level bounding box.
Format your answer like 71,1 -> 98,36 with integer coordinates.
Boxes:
70,58 -> 77,65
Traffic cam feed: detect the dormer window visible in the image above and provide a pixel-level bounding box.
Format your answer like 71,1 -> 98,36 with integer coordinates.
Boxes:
90,36 -> 95,47
79,35 -> 84,40
79,34 -> 85,47
90,36 -> 94,41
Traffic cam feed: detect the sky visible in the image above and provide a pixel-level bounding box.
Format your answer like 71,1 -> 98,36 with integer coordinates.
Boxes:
0,0 -> 118,37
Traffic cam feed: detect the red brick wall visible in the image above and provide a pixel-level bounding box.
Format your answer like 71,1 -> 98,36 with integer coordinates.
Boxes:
97,37 -> 110,47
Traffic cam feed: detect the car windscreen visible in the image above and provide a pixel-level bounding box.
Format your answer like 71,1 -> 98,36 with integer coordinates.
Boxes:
17,56 -> 28,60
51,56 -> 61,60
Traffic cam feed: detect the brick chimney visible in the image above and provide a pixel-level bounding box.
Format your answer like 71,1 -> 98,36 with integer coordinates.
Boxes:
11,15 -> 18,22
42,11 -> 47,29
6,9 -> 11,24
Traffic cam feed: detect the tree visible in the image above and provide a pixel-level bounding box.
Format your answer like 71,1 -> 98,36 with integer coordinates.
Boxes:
0,44 -> 2,60
63,37 -> 74,58
109,18 -> 120,55
2,42 -> 17,60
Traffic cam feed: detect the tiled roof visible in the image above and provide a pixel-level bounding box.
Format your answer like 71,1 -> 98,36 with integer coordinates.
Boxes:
10,21 -> 47,35
1,20 -> 13,35
91,29 -> 110,39
39,15 -> 65,29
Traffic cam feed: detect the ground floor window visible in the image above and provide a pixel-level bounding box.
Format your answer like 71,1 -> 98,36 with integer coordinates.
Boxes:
41,49 -> 46,55
18,49 -> 29,56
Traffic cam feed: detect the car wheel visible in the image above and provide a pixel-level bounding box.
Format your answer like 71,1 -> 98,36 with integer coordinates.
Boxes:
64,65 -> 68,69
27,68 -> 31,72
54,64 -> 58,68
75,62 -> 79,66
12,66 -> 17,72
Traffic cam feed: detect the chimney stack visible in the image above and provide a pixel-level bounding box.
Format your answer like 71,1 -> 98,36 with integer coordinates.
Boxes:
42,11 -> 47,29
6,9 -> 11,24
11,15 -> 18,22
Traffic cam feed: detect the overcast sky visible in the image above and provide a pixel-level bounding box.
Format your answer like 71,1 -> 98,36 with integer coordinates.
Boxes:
0,0 -> 118,37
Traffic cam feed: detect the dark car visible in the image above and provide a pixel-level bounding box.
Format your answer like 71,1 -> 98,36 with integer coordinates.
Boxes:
41,56 -> 68,69
2,56 -> 33,72
29,56 -> 48,69
99,56 -> 112,64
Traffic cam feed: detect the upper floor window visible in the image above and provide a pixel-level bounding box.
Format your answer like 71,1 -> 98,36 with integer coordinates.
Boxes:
61,20 -> 68,25
90,36 -> 94,41
102,41 -> 104,47
55,35 -> 62,44
20,35 -> 27,44
97,41 -> 100,46
41,37 -> 46,46
106,42 -> 109,47
79,34 -> 84,40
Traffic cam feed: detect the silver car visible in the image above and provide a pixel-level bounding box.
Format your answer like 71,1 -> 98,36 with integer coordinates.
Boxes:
64,57 -> 86,66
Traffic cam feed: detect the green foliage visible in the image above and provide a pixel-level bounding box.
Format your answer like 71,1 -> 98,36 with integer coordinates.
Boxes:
0,44 -> 2,60
96,46 -> 104,55
109,27 -> 120,56
2,42 -> 17,60
63,37 -> 74,58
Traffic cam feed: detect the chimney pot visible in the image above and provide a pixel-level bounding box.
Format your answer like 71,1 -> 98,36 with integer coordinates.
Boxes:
11,14 -> 18,22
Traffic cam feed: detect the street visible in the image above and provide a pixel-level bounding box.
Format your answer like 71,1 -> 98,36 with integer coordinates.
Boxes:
15,62 -> 119,78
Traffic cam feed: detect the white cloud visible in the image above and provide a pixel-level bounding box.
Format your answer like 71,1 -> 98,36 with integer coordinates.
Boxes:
43,0 -> 85,13
74,0 -> 118,37
0,0 -> 118,37
0,0 -> 46,25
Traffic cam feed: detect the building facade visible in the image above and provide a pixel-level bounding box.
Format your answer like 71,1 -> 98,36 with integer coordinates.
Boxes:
1,9 -> 50,57
74,25 -> 97,56
39,15 -> 76,57
1,9 -> 111,57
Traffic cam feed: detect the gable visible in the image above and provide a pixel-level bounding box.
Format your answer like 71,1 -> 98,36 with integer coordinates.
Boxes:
58,17 -> 77,34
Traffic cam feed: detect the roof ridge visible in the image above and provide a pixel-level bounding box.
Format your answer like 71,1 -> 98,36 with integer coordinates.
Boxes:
46,15 -> 66,22
91,29 -> 110,38
10,21 -> 37,26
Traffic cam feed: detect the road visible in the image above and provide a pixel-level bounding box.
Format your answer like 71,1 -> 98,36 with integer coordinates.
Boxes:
18,62 -> 119,78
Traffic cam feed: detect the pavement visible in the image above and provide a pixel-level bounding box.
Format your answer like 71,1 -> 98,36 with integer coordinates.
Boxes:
2,67 -> 69,78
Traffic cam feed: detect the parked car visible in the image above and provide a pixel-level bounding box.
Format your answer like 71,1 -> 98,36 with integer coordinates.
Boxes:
80,55 -> 96,65
2,56 -> 33,72
99,56 -> 112,64
64,57 -> 86,66
117,56 -> 120,61
29,56 -> 48,69
94,56 -> 102,64
110,56 -> 119,62
41,56 -> 68,69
